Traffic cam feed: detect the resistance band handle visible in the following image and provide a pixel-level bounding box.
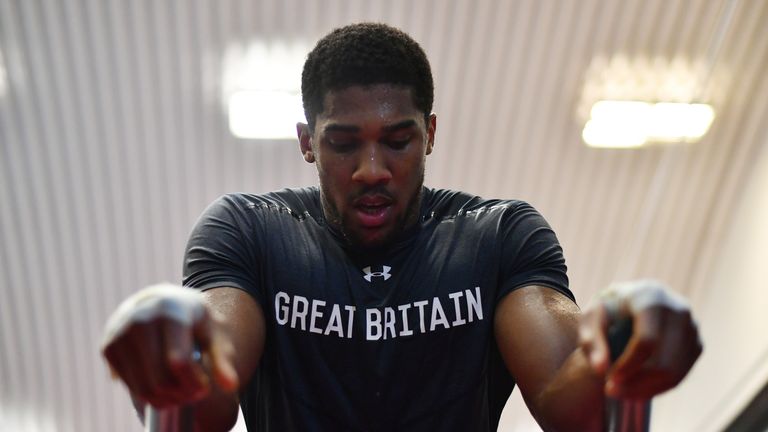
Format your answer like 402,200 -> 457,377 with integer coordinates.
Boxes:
605,317 -> 652,432
608,317 -> 633,362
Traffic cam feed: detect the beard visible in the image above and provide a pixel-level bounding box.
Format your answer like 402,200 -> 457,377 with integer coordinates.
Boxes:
320,172 -> 425,250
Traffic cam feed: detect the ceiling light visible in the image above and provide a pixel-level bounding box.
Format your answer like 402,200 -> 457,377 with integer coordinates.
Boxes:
222,39 -> 309,140
646,102 -> 715,142
228,90 -> 304,139
582,100 -> 715,148
578,55 -> 725,148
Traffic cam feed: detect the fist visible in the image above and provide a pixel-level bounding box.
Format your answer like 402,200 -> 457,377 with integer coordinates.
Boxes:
100,283 -> 238,408
579,280 -> 703,399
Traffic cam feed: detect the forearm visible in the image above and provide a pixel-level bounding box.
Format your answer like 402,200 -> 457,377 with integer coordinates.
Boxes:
533,347 -> 604,432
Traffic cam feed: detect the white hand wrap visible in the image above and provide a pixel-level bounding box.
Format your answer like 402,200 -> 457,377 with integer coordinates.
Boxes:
601,279 -> 689,318
102,283 -> 205,344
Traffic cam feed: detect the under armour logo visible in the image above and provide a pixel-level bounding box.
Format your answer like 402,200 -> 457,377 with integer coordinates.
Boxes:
362,265 -> 392,282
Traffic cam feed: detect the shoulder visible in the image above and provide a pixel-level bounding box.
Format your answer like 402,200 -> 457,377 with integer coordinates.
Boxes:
423,187 -> 529,221
211,187 -> 321,220
423,188 -> 558,249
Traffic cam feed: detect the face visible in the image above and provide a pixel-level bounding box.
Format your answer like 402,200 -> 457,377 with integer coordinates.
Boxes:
298,84 -> 436,249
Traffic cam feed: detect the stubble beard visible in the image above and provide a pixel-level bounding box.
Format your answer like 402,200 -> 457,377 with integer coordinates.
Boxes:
320,171 -> 425,251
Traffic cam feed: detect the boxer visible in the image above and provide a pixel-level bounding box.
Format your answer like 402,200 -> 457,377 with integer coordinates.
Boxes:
102,23 -> 701,431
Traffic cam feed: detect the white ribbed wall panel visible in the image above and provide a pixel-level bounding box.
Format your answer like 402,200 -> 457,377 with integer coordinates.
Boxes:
1,1 -> 767,431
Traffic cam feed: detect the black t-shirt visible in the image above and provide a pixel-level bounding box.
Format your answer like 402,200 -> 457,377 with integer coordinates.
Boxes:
183,186 -> 573,431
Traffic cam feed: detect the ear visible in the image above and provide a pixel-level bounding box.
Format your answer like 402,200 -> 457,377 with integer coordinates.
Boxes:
425,113 -> 437,155
297,123 -> 315,163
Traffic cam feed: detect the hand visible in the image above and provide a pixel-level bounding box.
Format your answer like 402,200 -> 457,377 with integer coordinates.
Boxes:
578,280 -> 703,399
101,283 -> 239,408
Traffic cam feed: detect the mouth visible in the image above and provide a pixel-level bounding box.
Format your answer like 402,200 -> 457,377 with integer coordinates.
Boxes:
353,195 -> 394,228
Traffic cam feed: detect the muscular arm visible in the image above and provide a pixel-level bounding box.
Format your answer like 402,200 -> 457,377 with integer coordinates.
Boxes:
124,287 -> 266,432
495,281 -> 702,431
192,287 -> 266,430
494,285 -> 603,432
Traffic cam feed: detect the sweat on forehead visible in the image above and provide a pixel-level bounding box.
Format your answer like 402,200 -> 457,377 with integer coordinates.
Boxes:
317,85 -> 420,120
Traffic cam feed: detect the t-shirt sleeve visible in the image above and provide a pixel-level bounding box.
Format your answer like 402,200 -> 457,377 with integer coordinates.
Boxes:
182,194 -> 264,304
497,201 -> 574,303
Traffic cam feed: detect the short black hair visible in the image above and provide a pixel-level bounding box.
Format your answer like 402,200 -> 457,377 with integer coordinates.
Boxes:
301,23 -> 434,130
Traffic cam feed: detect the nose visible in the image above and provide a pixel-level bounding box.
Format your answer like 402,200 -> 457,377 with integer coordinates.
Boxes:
351,144 -> 392,185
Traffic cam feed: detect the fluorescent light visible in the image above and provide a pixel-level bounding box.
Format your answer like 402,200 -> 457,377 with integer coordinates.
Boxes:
228,90 -> 305,139
584,101 -> 652,148
646,103 -> 715,142
583,119 -> 647,148
578,55 -> 728,149
221,39 -> 310,139
582,100 -> 715,148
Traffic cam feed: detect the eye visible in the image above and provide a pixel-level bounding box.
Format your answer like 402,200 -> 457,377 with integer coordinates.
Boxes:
328,139 -> 358,153
386,137 -> 411,150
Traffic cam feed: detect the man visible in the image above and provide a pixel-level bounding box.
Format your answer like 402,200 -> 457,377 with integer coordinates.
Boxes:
102,23 -> 702,431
